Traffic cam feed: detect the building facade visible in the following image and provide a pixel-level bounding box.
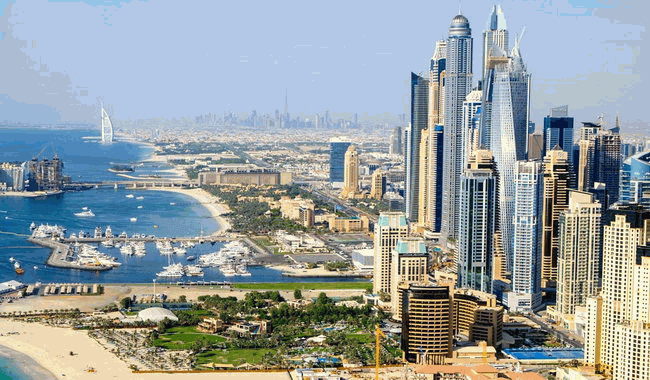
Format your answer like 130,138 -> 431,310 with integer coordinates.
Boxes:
417,125 -> 444,232
406,73 -> 429,222
329,137 -> 351,185
341,145 -> 360,199
620,151 -> 650,207
390,238 -> 429,321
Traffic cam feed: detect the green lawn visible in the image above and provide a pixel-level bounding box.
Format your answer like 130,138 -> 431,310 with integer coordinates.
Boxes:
232,282 -> 372,291
346,333 -> 374,344
153,326 -> 227,350
195,348 -> 275,366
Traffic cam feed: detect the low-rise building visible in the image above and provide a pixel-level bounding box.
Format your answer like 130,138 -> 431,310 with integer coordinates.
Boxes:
197,317 -> 226,334
227,320 -> 270,337
325,215 -> 370,232
351,248 -> 374,271
280,196 -> 315,227
416,364 -> 545,380
198,169 -> 291,186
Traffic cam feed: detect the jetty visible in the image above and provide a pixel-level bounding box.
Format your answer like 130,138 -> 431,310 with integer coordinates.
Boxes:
27,237 -> 113,271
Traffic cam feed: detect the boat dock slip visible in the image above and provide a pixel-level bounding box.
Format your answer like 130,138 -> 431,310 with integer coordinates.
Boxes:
58,236 -> 230,244
27,237 -> 113,271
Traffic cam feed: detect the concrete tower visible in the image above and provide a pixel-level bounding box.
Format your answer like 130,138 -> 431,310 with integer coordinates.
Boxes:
341,145 -> 360,199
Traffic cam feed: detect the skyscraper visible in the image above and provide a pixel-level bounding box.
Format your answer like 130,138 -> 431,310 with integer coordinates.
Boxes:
390,238 -> 429,321
341,145 -> 360,199
598,128 -> 622,204
328,137 -> 351,186
507,160 -> 543,311
441,13 -> 473,242
429,40 -> 446,127
370,169 -> 386,200
373,212 -> 409,294
620,151 -> 650,207
541,148 -> 572,289
543,106 -> 574,160
585,205 -> 650,379
482,5 -> 508,84
389,126 -> 403,155
417,125 -> 444,232
557,191 -> 601,317
487,34 -> 531,270
405,73 -> 429,222
461,90 -> 482,171
457,149 -> 498,293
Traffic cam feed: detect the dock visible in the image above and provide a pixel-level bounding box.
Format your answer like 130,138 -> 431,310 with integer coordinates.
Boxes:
28,237 -> 113,271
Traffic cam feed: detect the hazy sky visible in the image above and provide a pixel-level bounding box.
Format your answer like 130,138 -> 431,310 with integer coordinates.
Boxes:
0,0 -> 646,132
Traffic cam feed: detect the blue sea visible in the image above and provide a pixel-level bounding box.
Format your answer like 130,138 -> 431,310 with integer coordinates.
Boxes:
0,128 -> 363,285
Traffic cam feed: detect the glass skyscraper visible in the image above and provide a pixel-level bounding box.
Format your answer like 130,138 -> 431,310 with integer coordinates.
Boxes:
620,151 -> 650,207
543,114 -> 574,161
405,73 -> 429,222
441,13 -> 473,243
329,138 -> 351,185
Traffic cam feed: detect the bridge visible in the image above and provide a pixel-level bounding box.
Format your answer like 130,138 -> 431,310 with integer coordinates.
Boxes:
64,179 -> 197,190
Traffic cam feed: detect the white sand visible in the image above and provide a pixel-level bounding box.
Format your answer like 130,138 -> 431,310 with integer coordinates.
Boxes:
0,320 -> 290,380
148,187 -> 231,235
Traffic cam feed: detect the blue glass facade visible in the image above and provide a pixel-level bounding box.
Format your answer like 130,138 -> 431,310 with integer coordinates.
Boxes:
329,141 -> 351,183
543,116 -> 574,161
620,151 -> 650,207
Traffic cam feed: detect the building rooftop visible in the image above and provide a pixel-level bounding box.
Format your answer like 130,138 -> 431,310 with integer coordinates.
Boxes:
137,307 -> 179,323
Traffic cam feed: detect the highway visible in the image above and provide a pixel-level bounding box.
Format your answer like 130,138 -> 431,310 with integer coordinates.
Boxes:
307,186 -> 379,223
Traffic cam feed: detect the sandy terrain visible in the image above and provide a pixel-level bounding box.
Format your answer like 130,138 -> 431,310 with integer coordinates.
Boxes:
0,286 -> 132,313
0,320 -> 291,380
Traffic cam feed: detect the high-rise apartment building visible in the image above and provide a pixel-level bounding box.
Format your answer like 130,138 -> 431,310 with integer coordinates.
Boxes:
390,238 -> 429,321
417,125 -> 445,232
373,212 -> 409,294
620,151 -> 650,207
462,90 -> 482,171
406,73 -> 429,222
486,35 -> 531,271
507,160 -> 543,311
429,40 -> 446,127
577,120 -> 622,204
401,283 -> 453,364
541,148 -> 572,288
329,137 -> 351,186
457,149 -> 498,293
441,13 -> 473,243
585,206 -> 650,380
341,145 -> 360,199
527,132 -> 543,160
390,126 -> 403,155
543,106 -> 574,161
557,191 -> 601,317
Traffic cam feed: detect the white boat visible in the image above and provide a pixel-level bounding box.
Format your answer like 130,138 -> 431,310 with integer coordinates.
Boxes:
33,266 -> 38,270
174,247 -> 187,255
74,210 -> 95,217
130,217 -> 137,222
94,227 -> 103,239
114,183 -> 118,190
137,205 -> 143,209
102,240 -> 115,248
14,262 -> 20,269
170,202 -> 176,206
105,226 -> 113,238
9,257 -> 15,263
136,196 -> 144,200
126,194 -> 134,199
184,265 -> 204,277
82,207 -> 88,211
29,222 -> 36,231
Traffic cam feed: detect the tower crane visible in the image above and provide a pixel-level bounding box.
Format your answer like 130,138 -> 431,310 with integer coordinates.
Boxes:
375,324 -> 386,380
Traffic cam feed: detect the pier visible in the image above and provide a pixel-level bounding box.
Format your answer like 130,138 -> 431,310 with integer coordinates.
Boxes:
27,237 -> 113,271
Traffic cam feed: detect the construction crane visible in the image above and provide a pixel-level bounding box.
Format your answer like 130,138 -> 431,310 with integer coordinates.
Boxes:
375,324 -> 386,380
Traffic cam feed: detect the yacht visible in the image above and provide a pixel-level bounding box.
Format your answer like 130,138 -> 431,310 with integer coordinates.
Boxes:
130,217 -> 137,223
94,227 -> 103,239
101,240 -> 115,248
236,263 -> 251,277
74,210 -> 95,217
137,205 -> 143,209
105,226 -> 114,238
119,231 -> 128,239
184,265 -> 204,277
14,261 -> 24,275
82,206 -> 88,211
29,222 -> 36,231
114,183 -> 118,190
174,247 -> 187,255
33,266 -> 38,270
9,257 -> 15,263
186,256 -> 196,262
126,194 -> 134,199
136,196 -> 144,200
120,245 -> 133,255
169,202 -> 176,206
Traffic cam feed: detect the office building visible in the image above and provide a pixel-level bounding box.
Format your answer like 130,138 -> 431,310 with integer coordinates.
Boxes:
507,160 -> 543,311
417,125 -> 444,232
406,73 -> 429,222
370,169 -> 386,200
486,34 -> 531,271
541,148 -> 572,289
482,5 -> 508,82
401,282 -> 453,364
556,191 -> 601,317
341,145 -> 360,199
329,137 -> 351,186
441,13 -> 474,243
585,206 -> 650,380
373,212 -> 409,294
390,126 -> 403,155
457,149 -> 498,293
620,151 -> 650,207
461,90 -> 482,171
543,106 -> 574,160
391,238 -> 429,321
577,120 -> 622,204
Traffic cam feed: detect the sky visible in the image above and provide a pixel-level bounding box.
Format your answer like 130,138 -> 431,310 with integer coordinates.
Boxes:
0,0 -> 646,132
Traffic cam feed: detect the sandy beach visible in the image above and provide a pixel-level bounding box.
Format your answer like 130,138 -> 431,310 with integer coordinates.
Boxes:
0,320 -> 291,380
149,187 -> 232,235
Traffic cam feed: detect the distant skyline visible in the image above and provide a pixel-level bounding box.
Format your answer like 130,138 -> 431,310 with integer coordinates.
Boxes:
0,0 -> 645,133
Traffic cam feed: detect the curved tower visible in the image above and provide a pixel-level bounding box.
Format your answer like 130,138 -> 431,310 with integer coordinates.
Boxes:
441,14 -> 473,243
101,103 -> 114,144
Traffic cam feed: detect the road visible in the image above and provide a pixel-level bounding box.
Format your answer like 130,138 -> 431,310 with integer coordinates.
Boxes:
308,186 -> 378,223
528,313 -> 584,348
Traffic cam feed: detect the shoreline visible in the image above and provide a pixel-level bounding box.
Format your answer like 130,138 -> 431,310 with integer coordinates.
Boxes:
148,187 -> 232,236
0,344 -> 57,380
